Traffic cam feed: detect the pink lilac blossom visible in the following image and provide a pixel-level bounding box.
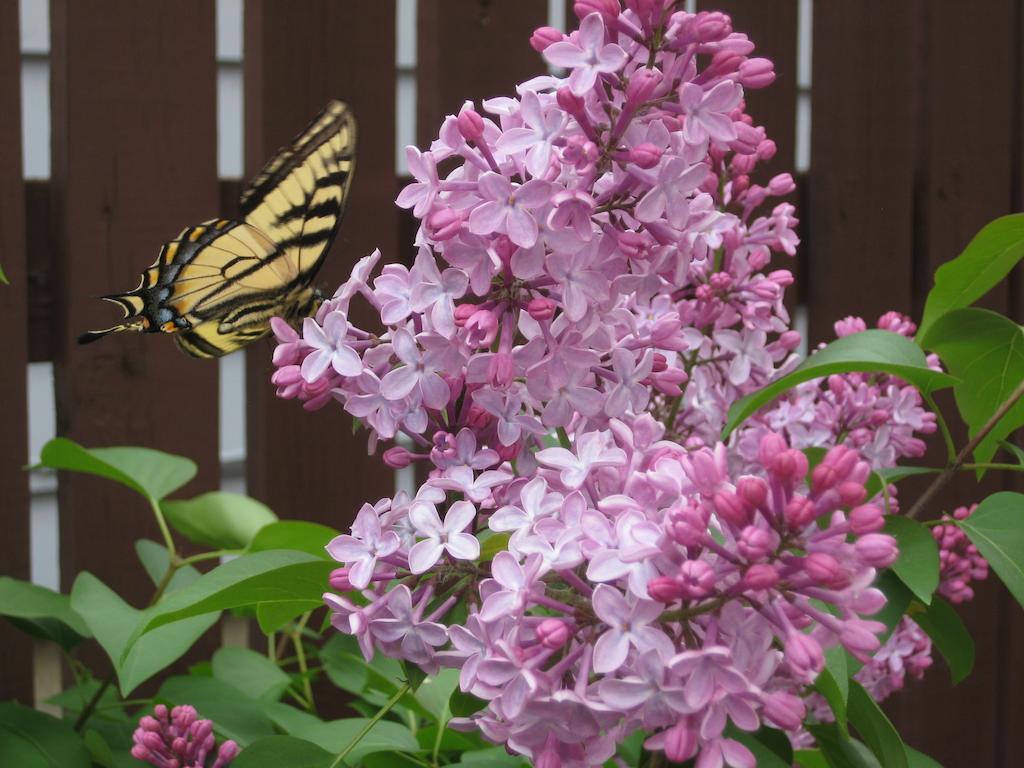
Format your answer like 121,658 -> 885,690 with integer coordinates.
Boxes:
934,504 -> 989,604
131,705 -> 237,768
267,3 -> 948,765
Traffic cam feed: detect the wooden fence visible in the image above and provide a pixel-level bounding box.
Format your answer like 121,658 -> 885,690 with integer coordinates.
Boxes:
0,1 -> 1022,764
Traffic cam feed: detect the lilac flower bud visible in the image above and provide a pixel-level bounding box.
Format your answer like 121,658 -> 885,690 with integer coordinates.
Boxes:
677,560 -> 715,598
738,526 -> 774,560
172,736 -> 189,755
456,106 -> 485,142
662,719 -> 697,762
850,586 -> 887,615
214,740 -> 239,768
784,495 -> 816,528
693,11 -> 732,43
530,26 -> 564,52
383,446 -> 414,469
534,747 -> 561,768
526,297 -> 557,321
757,138 -> 777,160
574,0 -> 621,23
467,405 -> 492,430
736,475 -> 768,508
140,716 -> 161,732
465,309 -> 499,347
629,142 -> 663,168
427,207 -> 466,240
840,620 -> 883,660
834,315 -> 867,337
495,440 -> 521,462
877,311 -> 916,336
767,172 -> 795,196
648,575 -> 685,602
856,533 -> 899,567
668,505 -> 706,547
625,68 -> 661,106
784,631 -> 824,681
329,567 -> 353,591
738,57 -> 776,88
849,504 -> 884,534
743,563 -> 779,590
537,618 -> 572,649
838,481 -> 866,507
713,490 -> 749,528
556,86 -> 585,115
804,553 -> 849,589
762,691 -> 805,730
453,303 -> 477,327
488,352 -> 514,388
651,352 -> 668,372
730,121 -> 763,154
757,433 -> 788,467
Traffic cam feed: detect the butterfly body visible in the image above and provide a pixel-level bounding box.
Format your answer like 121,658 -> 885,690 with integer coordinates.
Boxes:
80,101 -> 355,358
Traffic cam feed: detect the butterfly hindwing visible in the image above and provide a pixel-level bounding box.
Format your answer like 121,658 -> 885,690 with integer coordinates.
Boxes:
80,101 -> 357,358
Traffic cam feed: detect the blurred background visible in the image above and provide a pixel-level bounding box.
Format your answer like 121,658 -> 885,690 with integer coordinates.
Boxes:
1,0 -> 1022,764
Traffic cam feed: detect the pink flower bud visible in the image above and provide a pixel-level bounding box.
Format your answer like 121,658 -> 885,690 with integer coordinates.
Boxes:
465,309 -> 499,347
784,631 -> 824,681
647,575 -> 684,602
762,691 -> 805,731
693,11 -> 731,43
626,68 -> 661,105
629,142 -> 663,169
537,618 -> 572,649
574,0 -> 620,23
383,446 -> 414,469
837,480 -> 865,506
526,296 -> 557,321
850,587 -> 887,615
662,719 -> 698,763
453,303 -> 478,327
743,563 -> 779,590
804,552 -> 849,588
467,404 -> 492,430
488,352 -> 514,388
767,172 -> 795,196
495,440 -> 521,462
834,316 -> 867,337
427,207 -> 466,240
785,495 -> 816,529
840,620 -> 883,660
668,505 -> 706,547
757,138 -> 777,160
456,106 -> 485,142
329,567 -> 353,591
737,475 -> 768,508
738,526 -> 775,560
757,433 -> 789,466
856,533 -> 899,567
713,490 -> 750,528
849,504 -> 884,534
778,330 -> 801,350
678,559 -> 715,598
651,352 -> 668,373
530,26 -> 564,52
739,57 -> 776,88
556,86 -> 585,115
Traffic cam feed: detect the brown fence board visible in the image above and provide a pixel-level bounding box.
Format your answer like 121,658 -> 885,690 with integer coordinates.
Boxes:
805,2 -> 919,346
242,0 -> 397,527
50,0 -> 220,612
417,0 -> 549,149
0,0 -> 34,704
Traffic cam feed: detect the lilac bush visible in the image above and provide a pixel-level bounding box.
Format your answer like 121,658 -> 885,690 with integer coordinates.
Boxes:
265,4 -> 957,765
131,705 -> 238,768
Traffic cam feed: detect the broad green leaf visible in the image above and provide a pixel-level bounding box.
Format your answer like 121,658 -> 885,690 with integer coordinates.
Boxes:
814,645 -> 849,737
163,492 -> 277,550
480,532 -> 511,561
81,729 -> 117,768
870,571 -> 914,639
249,521 -> 338,558
45,680 -> 121,716
0,702 -> 91,767
256,600 -> 322,634
232,736 -> 332,768
157,676 -> 275,746
263,702 -> 324,735
453,747 -> 529,765
724,725 -> 792,768
917,213 -> 1024,340
921,309 -> 1024,468
906,746 -> 944,768
415,668 -> 460,723
70,572 -> 218,695
0,576 -> 90,648
722,331 -> 954,438
957,491 -> 1024,608
449,689 -> 487,718
135,539 -> 203,595
320,635 -> 432,718
808,725 -> 883,768
884,517 -> 940,604
847,681 -> 909,768
212,646 -> 291,701
292,718 -> 419,764
912,595 -> 974,684
38,438 -> 195,502
794,750 -> 829,768
139,550 -> 335,635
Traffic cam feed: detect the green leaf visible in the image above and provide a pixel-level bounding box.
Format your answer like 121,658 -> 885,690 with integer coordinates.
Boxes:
139,550 -> 334,635
233,736 -> 333,768
912,595 -> 974,684
162,492 -> 278,550
157,676 -> 275,746
292,718 -> 419,764
815,645 -> 849,737
906,746 -> 944,768
870,570 -> 914,638
808,725 -> 883,768
917,213 -> 1024,340
480,532 -> 511,562
0,263 -> 7,284
957,491 -> 1024,608
256,600 -> 321,634
722,331 -> 954,438
414,668 -> 460,723
725,725 -> 792,768
884,517 -> 940,604
0,576 -> 91,648
38,438 -> 196,502
1002,440 -> 1024,466
794,750 -> 829,768
921,309 -> 1024,469
70,572 -> 218,695
81,729 -> 117,768
212,646 -> 291,701
262,702 -> 324,735
449,689 -> 487,718
249,521 -> 338,558
0,702 -> 91,767
847,681 -> 909,768
135,539 -> 203,594
864,466 -> 940,501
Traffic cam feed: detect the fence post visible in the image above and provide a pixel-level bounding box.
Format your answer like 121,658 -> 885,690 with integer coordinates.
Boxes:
0,0 -> 33,705
49,0 -> 220,607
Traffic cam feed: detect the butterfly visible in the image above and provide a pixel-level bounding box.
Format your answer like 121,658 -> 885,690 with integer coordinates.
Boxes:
79,100 -> 356,358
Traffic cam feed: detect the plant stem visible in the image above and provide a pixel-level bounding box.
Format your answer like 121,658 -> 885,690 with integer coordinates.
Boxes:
149,498 -> 177,561
922,391 -> 957,464
907,377 -> 1024,520
962,462 -> 1024,472
178,549 -> 236,567
291,613 -> 316,713
328,682 -> 411,768
556,426 -> 572,450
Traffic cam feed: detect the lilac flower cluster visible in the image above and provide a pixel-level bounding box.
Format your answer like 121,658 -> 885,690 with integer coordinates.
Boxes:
934,504 -> 989,604
266,3 -> 945,765
131,705 -> 237,768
